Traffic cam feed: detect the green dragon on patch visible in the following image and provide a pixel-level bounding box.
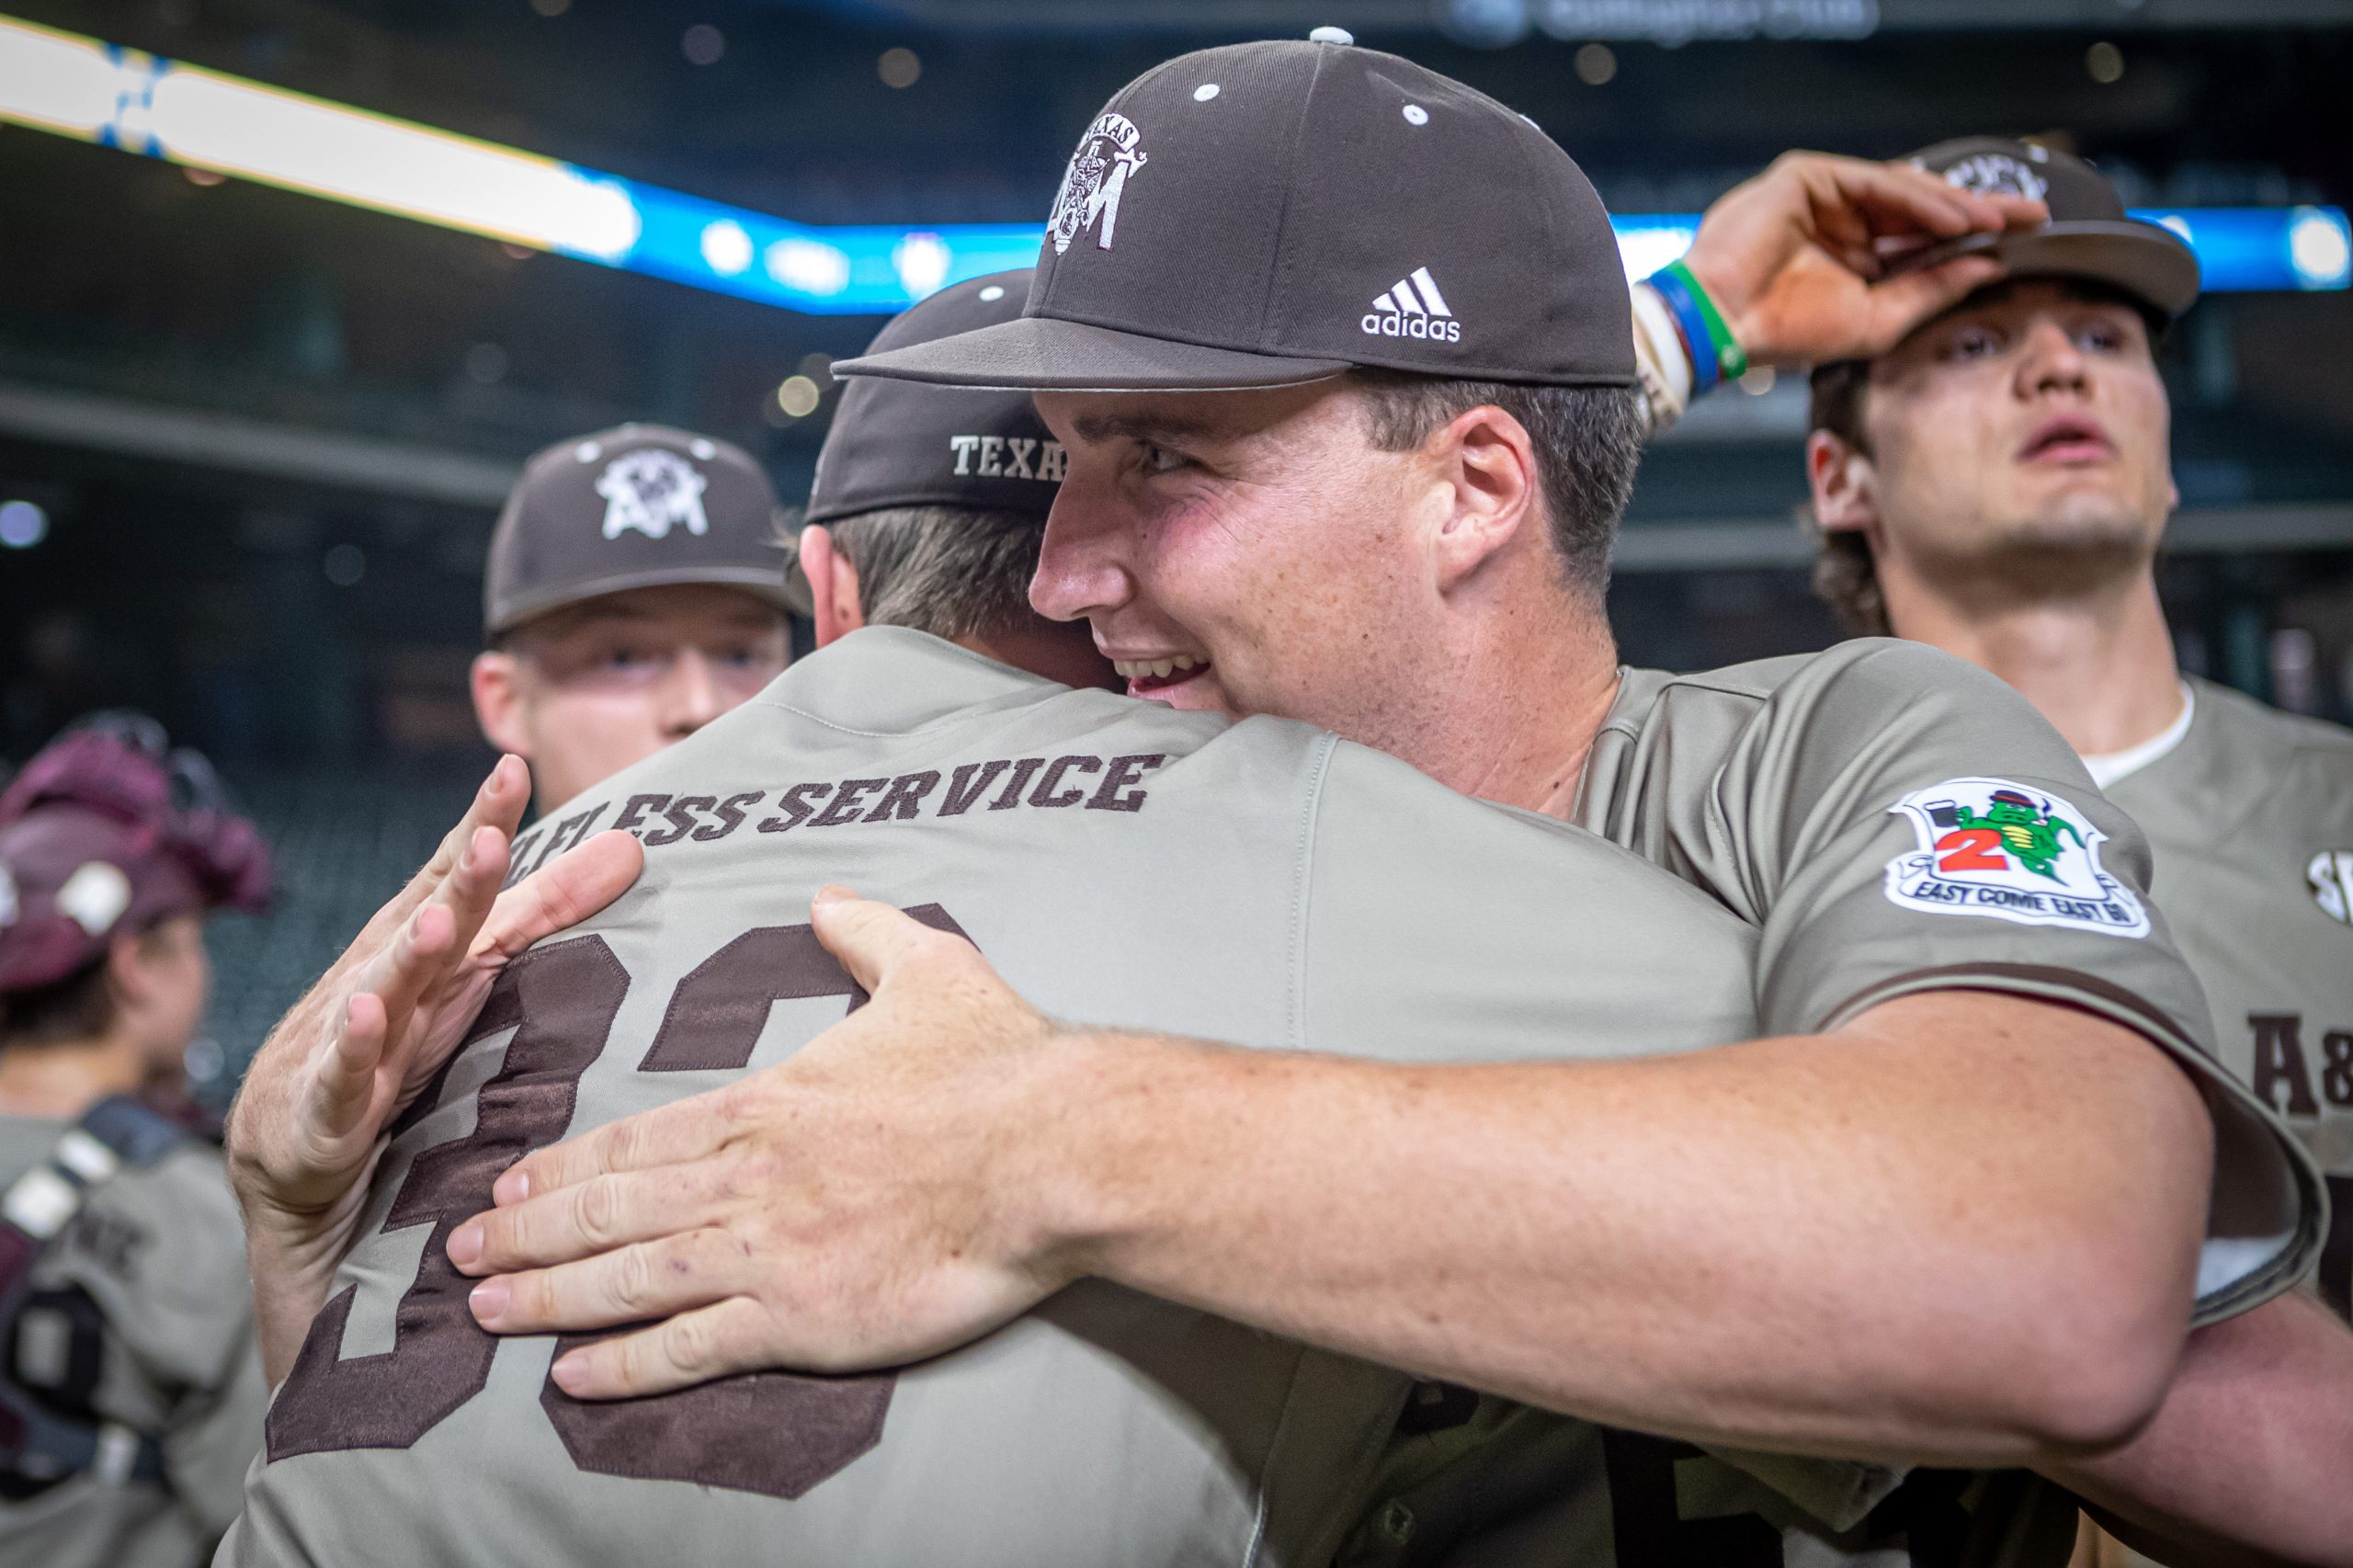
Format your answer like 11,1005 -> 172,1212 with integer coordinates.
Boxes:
1944,789 -> 2086,881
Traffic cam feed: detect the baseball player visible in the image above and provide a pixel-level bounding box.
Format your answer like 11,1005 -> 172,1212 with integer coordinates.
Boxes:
0,719 -> 272,1567
214,295 -> 1775,1566
472,424 -> 797,812
1802,138 -> 2353,1324
435,37 -> 2336,1564
795,269 -> 1114,693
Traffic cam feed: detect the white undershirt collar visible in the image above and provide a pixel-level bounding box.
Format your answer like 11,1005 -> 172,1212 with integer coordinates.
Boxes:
2081,681 -> 2196,788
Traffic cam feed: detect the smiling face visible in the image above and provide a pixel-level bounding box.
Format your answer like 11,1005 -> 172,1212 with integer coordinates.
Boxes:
1028,381 -> 1454,747
1816,279 -> 2177,597
472,583 -> 790,809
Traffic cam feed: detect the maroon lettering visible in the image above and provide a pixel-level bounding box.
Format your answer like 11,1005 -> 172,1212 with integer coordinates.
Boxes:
865,772 -> 940,824
525,803 -> 608,878
639,906 -> 967,1073
939,760 -> 1009,816
694,790 -> 764,842
272,914 -> 994,1496
611,794 -> 669,838
2251,1014 -> 2321,1118
989,758 -> 1046,811
810,778 -> 887,826
2323,1032 -> 2353,1108
267,937 -> 628,1458
1029,755 -> 1102,808
1600,1430 -> 1780,1565
501,829 -> 546,890
756,781 -> 831,834
1086,753 -> 1166,813
642,796 -> 714,848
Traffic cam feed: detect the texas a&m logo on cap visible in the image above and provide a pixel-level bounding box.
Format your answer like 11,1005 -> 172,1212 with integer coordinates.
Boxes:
596,448 -> 710,541
1931,148 -> 2050,203
1882,777 -> 2148,937
1049,112 -> 1148,256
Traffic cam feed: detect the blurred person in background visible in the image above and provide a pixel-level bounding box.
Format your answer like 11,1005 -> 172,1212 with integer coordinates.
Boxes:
0,716 -> 272,1568
1807,146 -> 2353,1315
471,424 -> 798,813
1798,135 -> 2353,1565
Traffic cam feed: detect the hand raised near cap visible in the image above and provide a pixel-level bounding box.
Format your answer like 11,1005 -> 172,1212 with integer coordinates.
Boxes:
225,754 -> 643,1384
449,886 -> 1088,1398
1679,152 -> 2049,367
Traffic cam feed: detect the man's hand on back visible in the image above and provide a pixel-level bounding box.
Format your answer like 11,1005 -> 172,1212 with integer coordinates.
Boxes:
1681,152 -> 2046,367
226,755 -> 643,1383
450,887 -> 1088,1397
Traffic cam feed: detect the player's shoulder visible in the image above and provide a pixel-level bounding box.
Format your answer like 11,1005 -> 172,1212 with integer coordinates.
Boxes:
1608,637 -> 2028,745
1315,732 -> 1748,914
2188,675 -> 2353,764
2170,676 -> 2353,835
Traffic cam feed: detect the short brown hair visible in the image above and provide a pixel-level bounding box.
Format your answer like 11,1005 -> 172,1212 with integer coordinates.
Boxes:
826,506 -> 1047,643
1806,358 -> 1891,637
0,956 -> 114,1049
1349,372 -> 1647,596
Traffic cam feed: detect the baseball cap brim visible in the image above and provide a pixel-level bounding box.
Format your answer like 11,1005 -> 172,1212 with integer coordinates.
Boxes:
1993,221 -> 2200,319
835,314 -> 1353,393
491,564 -> 800,637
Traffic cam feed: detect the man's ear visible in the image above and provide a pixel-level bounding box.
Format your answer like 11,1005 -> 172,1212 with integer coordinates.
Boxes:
1806,429 -> 1879,537
1429,405 -> 1540,594
102,930 -> 149,1011
801,526 -> 866,647
472,650 -> 532,757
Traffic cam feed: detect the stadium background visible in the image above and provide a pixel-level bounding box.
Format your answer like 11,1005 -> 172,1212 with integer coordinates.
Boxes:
1,0 -> 2348,1099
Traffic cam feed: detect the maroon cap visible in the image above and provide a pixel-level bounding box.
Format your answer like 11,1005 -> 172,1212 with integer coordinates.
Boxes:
0,724 -> 272,994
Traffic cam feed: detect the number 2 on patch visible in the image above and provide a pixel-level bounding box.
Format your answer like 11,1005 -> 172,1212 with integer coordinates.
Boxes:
1935,828 -> 2007,872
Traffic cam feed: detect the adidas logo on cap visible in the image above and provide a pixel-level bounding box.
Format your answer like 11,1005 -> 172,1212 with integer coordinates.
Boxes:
1361,267 -> 1461,343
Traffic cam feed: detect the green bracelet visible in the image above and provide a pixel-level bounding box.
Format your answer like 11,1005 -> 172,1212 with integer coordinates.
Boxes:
1660,259 -> 1748,383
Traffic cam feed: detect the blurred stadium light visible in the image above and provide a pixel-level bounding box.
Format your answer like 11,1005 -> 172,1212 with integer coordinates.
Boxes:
0,11 -> 2346,315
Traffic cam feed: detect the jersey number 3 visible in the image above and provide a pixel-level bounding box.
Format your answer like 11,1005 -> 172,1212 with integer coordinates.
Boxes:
264,911 -> 965,1500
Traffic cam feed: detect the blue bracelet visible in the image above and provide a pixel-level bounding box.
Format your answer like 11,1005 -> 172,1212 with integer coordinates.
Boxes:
1644,266 -> 1722,396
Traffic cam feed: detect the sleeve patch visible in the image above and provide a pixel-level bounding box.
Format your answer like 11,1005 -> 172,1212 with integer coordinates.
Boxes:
1882,778 -> 2149,937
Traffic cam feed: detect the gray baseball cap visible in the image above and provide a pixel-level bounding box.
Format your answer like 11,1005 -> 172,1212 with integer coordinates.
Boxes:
1904,137 -> 2200,320
834,35 -> 1636,394
805,271 -> 1064,527
484,424 -> 797,638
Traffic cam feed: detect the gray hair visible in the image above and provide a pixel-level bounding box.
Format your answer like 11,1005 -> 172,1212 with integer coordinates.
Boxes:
824,506 -> 1046,642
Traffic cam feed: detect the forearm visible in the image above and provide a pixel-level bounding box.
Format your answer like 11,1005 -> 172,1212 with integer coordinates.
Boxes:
2047,1291 -> 2353,1568
1037,996 -> 2210,1466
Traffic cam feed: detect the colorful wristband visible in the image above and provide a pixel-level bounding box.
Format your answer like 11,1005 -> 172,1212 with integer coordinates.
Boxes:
1649,259 -> 1748,392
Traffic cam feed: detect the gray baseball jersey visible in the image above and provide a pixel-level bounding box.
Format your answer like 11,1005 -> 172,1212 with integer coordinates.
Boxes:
2100,676 -> 2353,1316
224,626 -> 1767,1568
0,1119 -> 264,1568
1323,642 -> 2322,1568
223,632 -> 2318,1568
